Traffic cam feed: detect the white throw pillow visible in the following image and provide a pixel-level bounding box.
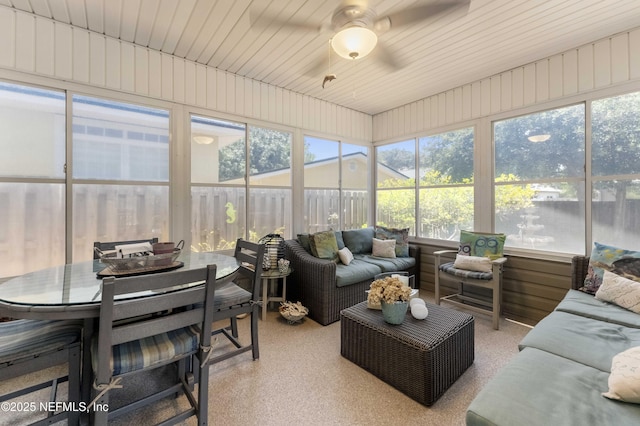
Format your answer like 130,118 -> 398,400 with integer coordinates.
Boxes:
603,346 -> 640,404
596,270 -> 640,314
372,238 -> 396,258
453,254 -> 492,273
338,247 -> 354,265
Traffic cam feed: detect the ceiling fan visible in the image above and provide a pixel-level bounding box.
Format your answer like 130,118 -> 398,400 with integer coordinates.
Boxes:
251,0 -> 471,71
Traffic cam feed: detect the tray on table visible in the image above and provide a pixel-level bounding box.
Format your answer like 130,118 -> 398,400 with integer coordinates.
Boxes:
95,247 -> 184,278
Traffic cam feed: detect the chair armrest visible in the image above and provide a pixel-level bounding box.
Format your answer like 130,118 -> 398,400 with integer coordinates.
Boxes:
434,249 -> 458,256
491,257 -> 507,265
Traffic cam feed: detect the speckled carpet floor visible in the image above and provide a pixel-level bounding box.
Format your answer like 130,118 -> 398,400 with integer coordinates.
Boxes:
0,292 -> 531,426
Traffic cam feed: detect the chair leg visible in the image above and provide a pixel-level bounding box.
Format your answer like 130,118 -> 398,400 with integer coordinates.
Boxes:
492,279 -> 500,330
434,271 -> 441,305
230,316 -> 239,338
251,307 -> 260,360
91,386 -> 110,426
67,343 -> 81,425
198,355 -> 210,425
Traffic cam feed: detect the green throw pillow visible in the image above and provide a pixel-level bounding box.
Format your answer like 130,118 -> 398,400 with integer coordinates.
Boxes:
310,230 -> 339,261
459,230 -> 505,260
297,233 -> 312,253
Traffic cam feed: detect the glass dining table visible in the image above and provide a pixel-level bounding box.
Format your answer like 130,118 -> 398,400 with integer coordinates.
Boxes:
0,250 -> 240,411
0,251 -> 240,320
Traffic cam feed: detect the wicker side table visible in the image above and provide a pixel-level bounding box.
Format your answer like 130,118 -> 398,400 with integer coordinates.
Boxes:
340,301 -> 474,406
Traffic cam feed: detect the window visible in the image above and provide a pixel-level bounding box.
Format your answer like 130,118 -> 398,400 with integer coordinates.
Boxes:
248,125 -> 292,239
304,137 -> 369,232
591,92 -> 640,249
304,137 -> 339,232
418,127 -> 474,240
191,116 -> 292,250
341,143 -> 369,230
0,82 -> 66,277
494,104 -> 585,253
191,116 -> 246,251
376,140 -> 416,233
71,95 -> 170,261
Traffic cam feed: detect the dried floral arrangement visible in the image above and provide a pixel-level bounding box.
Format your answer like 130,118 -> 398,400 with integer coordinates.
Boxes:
367,276 -> 412,305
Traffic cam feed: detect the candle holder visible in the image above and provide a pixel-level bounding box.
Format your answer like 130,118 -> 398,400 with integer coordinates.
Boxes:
257,234 -> 285,270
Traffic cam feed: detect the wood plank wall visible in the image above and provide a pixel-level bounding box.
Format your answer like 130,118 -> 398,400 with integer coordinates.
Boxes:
0,7 -> 372,142
373,28 -> 640,139
418,242 -> 574,326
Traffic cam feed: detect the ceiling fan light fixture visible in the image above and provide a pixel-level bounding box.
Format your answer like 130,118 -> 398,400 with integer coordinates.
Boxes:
193,135 -> 215,145
331,26 -> 378,60
527,134 -> 551,143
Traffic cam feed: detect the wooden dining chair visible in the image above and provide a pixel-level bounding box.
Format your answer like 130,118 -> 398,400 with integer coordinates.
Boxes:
0,319 -> 82,425
93,237 -> 159,259
209,239 -> 265,364
91,264 -> 218,425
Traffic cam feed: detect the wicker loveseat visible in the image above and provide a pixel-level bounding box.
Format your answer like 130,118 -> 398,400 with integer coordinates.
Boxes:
284,227 -> 420,326
466,255 -> 640,425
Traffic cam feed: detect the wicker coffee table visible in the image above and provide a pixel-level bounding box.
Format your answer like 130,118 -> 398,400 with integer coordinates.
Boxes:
340,301 -> 474,406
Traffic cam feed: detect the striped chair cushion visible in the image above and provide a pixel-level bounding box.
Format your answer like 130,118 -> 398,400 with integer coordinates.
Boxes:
92,325 -> 200,376
214,281 -> 252,310
439,262 -> 493,280
0,319 -> 82,364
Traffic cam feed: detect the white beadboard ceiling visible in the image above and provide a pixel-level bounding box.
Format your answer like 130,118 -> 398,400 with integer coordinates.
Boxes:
3,0 -> 640,116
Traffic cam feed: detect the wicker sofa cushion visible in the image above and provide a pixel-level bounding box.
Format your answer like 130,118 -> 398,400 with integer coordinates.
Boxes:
92,325 -> 199,376
355,254 -> 416,273
0,319 -> 82,364
335,260 -> 382,287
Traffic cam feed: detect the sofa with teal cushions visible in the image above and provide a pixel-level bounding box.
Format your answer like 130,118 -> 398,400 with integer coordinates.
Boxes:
284,227 -> 420,325
466,254 -> 640,425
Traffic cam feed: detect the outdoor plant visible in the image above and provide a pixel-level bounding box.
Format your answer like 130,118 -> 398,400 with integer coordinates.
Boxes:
367,276 -> 412,305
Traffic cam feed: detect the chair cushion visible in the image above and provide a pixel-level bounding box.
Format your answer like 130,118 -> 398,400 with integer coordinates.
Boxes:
93,325 -> 200,376
439,261 -> 493,280
215,281 -> 252,310
0,319 -> 82,364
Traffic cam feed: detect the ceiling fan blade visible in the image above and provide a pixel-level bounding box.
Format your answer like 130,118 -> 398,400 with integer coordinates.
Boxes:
370,41 -> 404,71
250,11 -> 323,32
374,0 -> 470,32
303,54 -> 331,78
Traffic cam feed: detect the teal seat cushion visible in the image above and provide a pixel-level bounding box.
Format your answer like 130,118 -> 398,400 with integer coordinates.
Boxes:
518,310 -> 640,372
356,254 -> 416,273
342,227 -> 375,254
0,319 -> 82,364
92,325 -> 199,376
555,289 -> 640,328
335,260 -> 382,287
439,261 -> 493,280
467,347 -> 640,426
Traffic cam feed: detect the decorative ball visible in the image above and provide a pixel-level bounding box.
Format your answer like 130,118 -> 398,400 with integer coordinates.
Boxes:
409,298 -> 426,308
411,304 -> 429,320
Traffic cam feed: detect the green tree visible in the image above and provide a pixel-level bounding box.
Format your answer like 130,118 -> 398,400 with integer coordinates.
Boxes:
377,147 -> 415,171
592,92 -> 640,240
